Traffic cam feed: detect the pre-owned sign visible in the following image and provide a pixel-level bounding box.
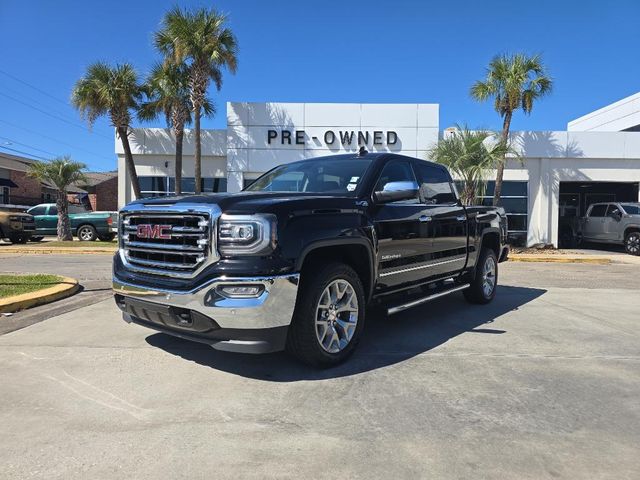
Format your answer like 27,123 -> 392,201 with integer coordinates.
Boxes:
267,129 -> 398,146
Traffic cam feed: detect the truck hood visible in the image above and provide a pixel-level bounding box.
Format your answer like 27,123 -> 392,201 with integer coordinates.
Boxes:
126,191 -> 360,214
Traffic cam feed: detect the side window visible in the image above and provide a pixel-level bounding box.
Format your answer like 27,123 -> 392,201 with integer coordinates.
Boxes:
49,206 -> 58,216
589,205 -> 607,217
414,162 -> 457,204
374,161 -> 419,203
606,204 -> 621,217
28,206 -> 47,216
69,205 -> 87,214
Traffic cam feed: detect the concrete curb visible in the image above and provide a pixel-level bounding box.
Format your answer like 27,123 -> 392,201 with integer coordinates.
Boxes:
0,275 -> 80,313
0,248 -> 116,255
509,255 -> 610,265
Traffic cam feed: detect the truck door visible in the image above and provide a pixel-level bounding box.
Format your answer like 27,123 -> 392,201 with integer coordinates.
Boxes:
371,160 -> 433,289
27,205 -> 48,234
583,204 -> 608,241
604,204 -> 623,241
413,161 -> 468,278
42,205 -> 59,234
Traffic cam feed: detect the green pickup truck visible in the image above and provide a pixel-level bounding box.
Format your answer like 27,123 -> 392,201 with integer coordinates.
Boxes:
27,203 -> 118,241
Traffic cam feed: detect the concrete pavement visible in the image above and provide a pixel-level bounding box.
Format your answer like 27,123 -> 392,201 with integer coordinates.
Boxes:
0,261 -> 639,479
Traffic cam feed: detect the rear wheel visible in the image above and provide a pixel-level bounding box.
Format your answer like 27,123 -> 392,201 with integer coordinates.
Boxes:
77,224 -> 97,241
9,235 -> 29,244
286,262 -> 365,368
464,248 -> 498,304
625,231 -> 640,256
30,236 -> 44,242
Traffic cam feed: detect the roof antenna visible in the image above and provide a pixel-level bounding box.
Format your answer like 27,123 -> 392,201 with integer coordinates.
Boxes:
357,146 -> 368,156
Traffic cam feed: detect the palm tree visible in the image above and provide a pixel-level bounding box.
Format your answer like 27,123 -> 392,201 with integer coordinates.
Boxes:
138,63 -> 215,195
428,126 -> 514,206
470,53 -> 552,205
155,6 -> 238,194
28,156 -> 87,241
72,62 -> 143,198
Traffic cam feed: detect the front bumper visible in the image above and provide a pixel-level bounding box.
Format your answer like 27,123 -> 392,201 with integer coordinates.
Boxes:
113,273 -> 299,353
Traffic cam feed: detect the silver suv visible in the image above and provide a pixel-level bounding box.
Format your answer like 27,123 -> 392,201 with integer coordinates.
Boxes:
581,202 -> 640,255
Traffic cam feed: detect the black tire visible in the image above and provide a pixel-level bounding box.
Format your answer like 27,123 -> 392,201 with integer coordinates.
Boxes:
30,236 -> 44,242
9,235 -> 29,244
98,233 -> 116,242
625,231 -> 640,256
77,224 -> 97,241
286,262 -> 366,368
463,248 -> 498,305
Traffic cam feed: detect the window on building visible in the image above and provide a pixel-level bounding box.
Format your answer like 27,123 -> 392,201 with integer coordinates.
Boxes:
455,180 -> 529,237
140,176 -> 227,198
243,178 -> 256,190
1,187 -> 9,204
413,163 -> 456,204
480,181 -> 528,236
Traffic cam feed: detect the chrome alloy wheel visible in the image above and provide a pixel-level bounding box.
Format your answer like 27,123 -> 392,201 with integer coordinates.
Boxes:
78,226 -> 94,241
627,233 -> 640,254
315,279 -> 359,353
482,255 -> 497,297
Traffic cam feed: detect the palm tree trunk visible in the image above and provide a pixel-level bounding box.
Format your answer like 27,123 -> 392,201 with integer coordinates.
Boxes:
117,126 -> 141,199
56,190 -> 73,241
174,125 -> 184,195
493,111 -> 513,206
193,105 -> 202,194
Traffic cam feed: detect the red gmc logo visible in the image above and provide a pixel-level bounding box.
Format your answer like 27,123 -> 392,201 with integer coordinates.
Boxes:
136,224 -> 172,240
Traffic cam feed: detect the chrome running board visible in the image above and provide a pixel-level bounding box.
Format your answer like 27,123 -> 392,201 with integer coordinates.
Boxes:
387,283 -> 471,315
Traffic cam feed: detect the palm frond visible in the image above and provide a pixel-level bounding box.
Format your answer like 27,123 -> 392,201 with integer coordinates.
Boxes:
27,156 -> 87,192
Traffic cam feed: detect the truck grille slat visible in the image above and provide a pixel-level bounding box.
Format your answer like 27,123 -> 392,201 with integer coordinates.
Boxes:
119,208 -> 219,277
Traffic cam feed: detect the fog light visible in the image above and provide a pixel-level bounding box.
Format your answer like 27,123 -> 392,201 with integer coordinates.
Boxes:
218,284 -> 264,298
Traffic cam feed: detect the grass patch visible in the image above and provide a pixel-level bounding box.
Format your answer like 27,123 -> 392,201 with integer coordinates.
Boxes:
0,274 -> 63,298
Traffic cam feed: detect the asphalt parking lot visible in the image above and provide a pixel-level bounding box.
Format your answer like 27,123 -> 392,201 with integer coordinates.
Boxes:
1,255 -> 639,479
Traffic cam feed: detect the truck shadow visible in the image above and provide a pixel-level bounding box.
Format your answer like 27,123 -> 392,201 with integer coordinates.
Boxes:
145,285 -> 546,381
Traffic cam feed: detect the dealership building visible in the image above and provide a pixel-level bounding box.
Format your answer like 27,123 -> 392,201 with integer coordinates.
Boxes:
117,95 -> 640,247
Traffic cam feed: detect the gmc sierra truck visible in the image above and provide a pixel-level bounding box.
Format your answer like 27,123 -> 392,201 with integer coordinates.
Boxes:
113,152 -> 509,367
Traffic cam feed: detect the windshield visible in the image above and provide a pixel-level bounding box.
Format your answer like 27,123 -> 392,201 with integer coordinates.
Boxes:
245,158 -> 372,194
621,204 -> 640,215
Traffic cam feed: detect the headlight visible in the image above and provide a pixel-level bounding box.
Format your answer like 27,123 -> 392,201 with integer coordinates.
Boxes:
217,214 -> 277,255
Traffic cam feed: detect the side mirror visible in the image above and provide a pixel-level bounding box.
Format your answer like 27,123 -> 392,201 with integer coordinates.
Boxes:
374,181 -> 419,204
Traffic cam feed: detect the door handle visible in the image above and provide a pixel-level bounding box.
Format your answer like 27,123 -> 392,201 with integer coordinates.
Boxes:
419,215 -> 432,222
456,216 -> 466,221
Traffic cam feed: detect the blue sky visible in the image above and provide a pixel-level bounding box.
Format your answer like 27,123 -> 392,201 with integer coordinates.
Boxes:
1,0 -> 639,170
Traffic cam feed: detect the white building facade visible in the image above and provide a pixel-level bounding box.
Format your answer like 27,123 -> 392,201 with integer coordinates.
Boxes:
117,100 -> 640,248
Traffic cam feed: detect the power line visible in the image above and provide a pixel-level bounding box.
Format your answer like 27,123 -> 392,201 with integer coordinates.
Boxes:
0,118 -> 114,163
0,68 -> 71,107
0,91 -> 112,140
0,135 -> 59,158
0,144 -> 51,161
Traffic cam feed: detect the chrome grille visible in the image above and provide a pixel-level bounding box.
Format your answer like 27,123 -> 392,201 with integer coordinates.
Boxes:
119,204 -> 221,278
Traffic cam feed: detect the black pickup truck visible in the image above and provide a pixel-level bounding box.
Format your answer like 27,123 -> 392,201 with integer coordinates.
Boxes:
113,152 -> 509,367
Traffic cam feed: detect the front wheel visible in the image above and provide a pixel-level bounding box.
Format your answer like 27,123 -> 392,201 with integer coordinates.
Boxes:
286,262 -> 365,368
625,231 -> 640,256
464,248 -> 498,304
77,225 -> 97,241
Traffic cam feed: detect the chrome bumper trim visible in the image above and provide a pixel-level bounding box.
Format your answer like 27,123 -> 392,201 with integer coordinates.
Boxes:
113,273 -> 300,330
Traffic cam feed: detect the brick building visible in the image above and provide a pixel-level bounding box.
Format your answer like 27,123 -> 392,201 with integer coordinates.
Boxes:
0,152 -> 117,211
